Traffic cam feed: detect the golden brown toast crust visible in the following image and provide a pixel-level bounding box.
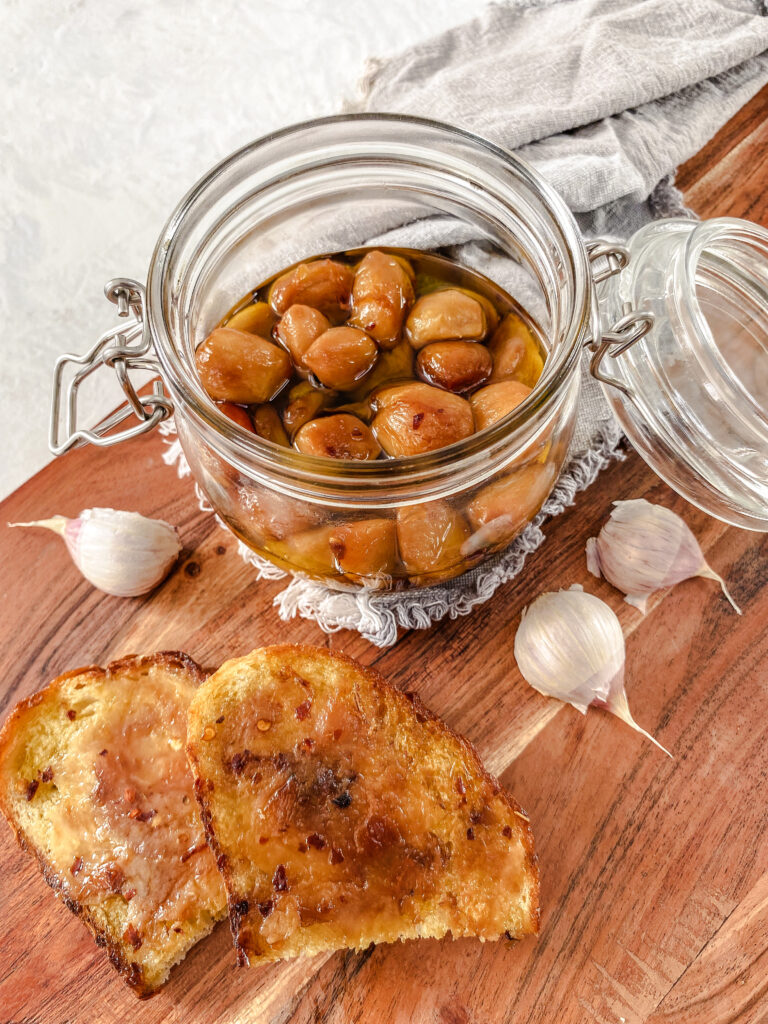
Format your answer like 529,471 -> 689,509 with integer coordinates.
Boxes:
188,644 -> 539,964
0,651 -> 224,998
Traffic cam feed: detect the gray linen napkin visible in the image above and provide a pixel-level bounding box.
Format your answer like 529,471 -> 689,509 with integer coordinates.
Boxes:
165,0 -> 768,645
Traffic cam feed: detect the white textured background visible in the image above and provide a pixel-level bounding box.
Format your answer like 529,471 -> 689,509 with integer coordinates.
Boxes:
0,0 -> 482,498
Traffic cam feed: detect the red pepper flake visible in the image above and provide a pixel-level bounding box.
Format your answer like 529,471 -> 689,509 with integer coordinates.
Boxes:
215,715 -> 225,724
123,923 -> 142,950
412,412 -> 424,429
258,836 -> 268,845
466,827 -> 475,841
301,737 -> 315,751
128,808 -> 141,819
123,787 -> 137,803
365,322 -> 377,332
333,728 -> 342,741
70,855 -> 84,876
502,825 -> 512,838
103,864 -> 125,893
229,750 -> 252,775
329,539 -> 346,560
469,810 -> 482,825
307,833 -> 326,850
298,842 -> 308,853
98,749 -> 108,757
41,766 -> 54,783
135,809 -> 156,823
330,847 -> 345,865
272,864 -> 288,892
124,888 -> 137,901
455,776 -> 466,796
180,841 -> 206,863
258,899 -> 274,918
295,700 -> 312,721
66,710 -> 76,721
173,925 -> 183,933
25,779 -> 39,801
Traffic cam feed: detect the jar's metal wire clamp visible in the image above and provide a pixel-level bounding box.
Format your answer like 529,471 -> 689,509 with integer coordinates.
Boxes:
585,240 -> 655,398
49,279 -> 173,455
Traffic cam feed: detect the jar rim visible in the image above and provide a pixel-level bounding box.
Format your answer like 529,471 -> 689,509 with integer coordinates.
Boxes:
146,113 -> 592,484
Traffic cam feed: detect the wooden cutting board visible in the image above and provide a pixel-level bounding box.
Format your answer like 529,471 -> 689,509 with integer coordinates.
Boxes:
1,87 -> 767,1024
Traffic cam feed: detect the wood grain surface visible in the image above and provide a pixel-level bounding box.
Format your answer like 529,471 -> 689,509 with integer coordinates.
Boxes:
1,85 -> 767,1024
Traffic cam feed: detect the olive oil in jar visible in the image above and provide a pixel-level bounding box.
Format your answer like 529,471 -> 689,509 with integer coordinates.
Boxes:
198,248 -> 546,460
194,247 -> 554,589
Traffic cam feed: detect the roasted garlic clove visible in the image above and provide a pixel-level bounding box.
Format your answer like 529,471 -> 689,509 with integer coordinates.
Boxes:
405,289 -> 486,350
238,484 -> 323,541
457,287 -> 500,335
416,341 -> 492,394
470,380 -> 532,431
329,518 -> 398,582
251,404 -> 290,446
348,250 -> 415,349
281,381 -> 336,438
294,413 -> 381,460
303,327 -> 378,390
274,304 -> 331,366
195,328 -> 292,404
464,463 -> 556,553
269,259 -> 354,320
218,401 -> 255,433
372,382 -> 474,457
225,300 -> 277,337
273,525 -> 337,576
396,501 -> 471,584
344,340 -> 415,403
488,314 -> 544,387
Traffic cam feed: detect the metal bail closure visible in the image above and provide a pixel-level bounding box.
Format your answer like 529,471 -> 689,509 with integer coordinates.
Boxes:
49,278 -> 173,456
585,240 -> 655,398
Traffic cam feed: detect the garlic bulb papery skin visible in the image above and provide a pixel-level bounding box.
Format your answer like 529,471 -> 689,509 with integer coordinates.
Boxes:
514,585 -> 671,756
9,509 -> 182,597
586,499 -> 741,615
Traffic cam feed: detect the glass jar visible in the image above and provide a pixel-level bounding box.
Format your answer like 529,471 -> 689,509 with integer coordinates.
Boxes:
598,217 -> 768,531
49,115 -> 768,594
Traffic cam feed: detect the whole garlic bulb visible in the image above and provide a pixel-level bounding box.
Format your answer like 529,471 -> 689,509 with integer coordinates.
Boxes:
10,508 -> 182,597
586,499 -> 740,615
514,585 -> 671,756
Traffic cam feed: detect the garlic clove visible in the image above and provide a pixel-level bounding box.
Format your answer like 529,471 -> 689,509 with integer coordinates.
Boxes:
587,498 -> 741,615
9,508 -> 182,597
514,584 -> 671,756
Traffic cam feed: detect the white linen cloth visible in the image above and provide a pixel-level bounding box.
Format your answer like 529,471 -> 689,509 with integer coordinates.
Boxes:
164,0 -> 768,645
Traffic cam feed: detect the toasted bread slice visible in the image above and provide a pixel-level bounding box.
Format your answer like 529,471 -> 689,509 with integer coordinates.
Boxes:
187,645 -> 538,964
0,652 -> 227,997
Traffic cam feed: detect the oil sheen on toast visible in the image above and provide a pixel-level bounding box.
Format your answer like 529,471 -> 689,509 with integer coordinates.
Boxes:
0,652 -> 227,997
187,645 -> 539,964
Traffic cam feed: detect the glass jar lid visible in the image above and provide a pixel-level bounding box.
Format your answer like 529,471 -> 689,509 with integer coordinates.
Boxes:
596,216 -> 768,532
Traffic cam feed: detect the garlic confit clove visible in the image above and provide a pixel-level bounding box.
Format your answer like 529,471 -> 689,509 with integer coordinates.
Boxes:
9,508 -> 181,597
586,498 -> 741,615
514,585 -> 671,756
